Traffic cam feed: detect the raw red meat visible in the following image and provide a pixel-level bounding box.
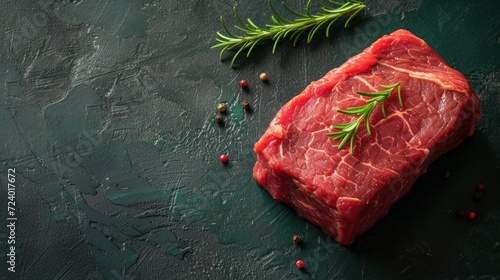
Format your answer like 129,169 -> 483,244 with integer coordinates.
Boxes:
253,29 -> 481,245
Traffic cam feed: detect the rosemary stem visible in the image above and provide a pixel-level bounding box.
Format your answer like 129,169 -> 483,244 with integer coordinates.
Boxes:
212,1 -> 366,67
327,82 -> 402,154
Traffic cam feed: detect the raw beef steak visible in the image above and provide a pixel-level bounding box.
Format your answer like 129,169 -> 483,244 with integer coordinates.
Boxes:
253,29 -> 481,245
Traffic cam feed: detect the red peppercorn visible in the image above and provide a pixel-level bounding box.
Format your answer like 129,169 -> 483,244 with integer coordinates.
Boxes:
468,211 -> 476,220
219,154 -> 228,163
239,79 -> 248,88
295,260 -> 305,269
476,183 -> 485,191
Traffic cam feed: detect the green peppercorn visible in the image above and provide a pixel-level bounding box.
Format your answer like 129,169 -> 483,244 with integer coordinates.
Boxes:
217,103 -> 227,113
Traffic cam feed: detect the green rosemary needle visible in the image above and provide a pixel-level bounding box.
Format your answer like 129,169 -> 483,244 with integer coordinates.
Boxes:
326,82 -> 403,154
211,0 -> 366,67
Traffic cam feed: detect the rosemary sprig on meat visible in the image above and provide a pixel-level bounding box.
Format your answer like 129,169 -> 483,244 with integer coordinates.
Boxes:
327,82 -> 402,154
211,0 -> 366,67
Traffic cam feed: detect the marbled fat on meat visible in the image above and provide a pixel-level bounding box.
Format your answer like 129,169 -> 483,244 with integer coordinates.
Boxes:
253,29 -> 482,245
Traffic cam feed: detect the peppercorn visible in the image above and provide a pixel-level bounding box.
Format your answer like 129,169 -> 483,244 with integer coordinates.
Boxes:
242,101 -> 250,111
468,211 -> 476,220
219,154 -> 228,163
476,182 -> 485,191
217,103 -> 227,113
239,79 -> 248,88
259,73 -> 268,81
292,235 -> 302,244
473,190 -> 483,201
456,210 -> 465,218
215,114 -> 223,123
295,260 -> 305,269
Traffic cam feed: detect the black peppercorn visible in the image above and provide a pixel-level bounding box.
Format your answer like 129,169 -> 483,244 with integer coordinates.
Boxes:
474,190 -> 483,201
242,101 -> 250,111
292,235 -> 302,244
215,114 -> 223,123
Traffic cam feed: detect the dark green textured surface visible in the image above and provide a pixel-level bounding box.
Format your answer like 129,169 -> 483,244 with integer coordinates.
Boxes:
0,0 -> 499,279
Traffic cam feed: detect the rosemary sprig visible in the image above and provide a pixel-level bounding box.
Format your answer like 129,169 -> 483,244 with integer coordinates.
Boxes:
211,0 -> 366,67
326,82 -> 402,154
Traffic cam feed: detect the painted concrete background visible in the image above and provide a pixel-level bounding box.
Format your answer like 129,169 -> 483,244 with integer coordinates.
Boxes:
0,0 -> 499,279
